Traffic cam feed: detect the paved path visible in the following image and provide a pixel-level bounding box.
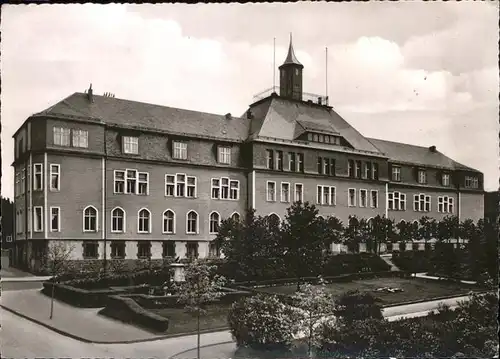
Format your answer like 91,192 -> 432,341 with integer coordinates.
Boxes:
379,255 -> 400,271
415,273 -> 477,285
1,307 -> 232,359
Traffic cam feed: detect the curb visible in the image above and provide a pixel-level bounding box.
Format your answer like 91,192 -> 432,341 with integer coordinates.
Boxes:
0,304 -> 230,344
168,340 -> 235,359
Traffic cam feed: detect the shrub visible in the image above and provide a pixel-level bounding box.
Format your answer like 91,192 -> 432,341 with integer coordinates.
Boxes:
227,294 -> 302,351
412,242 -> 419,251
99,295 -> 169,333
399,241 -> 406,252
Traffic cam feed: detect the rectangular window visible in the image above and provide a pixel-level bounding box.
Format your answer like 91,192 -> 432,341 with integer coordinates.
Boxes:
317,157 -> 323,174
111,241 -> 126,259
137,241 -> 151,258
15,172 -> 19,197
370,190 -> 378,208
323,159 -> 329,175
209,242 -> 221,258
330,186 -> 336,205
50,207 -> 60,232
465,176 -> 479,189
21,169 -> 25,195
266,181 -> 276,202
317,186 -> 322,204
297,153 -> 304,172
348,160 -> 354,178
163,241 -> 176,258
281,182 -> 290,202
438,196 -> 454,213
50,164 -> 60,191
229,180 -> 239,200
186,242 -> 199,259
276,151 -> 283,170
165,175 -> 175,196
392,166 -> 401,182
294,183 -> 303,202
34,164 -> 43,190
114,170 -> 125,194
388,192 -> 406,211
329,158 -> 336,176
176,174 -> 186,197
323,186 -> 330,205
34,206 -> 43,232
288,152 -> 296,172
425,195 -> 431,212
83,242 -> 99,258
218,146 -> 231,164
362,163 -> 368,179
355,161 -> 362,178
72,130 -> 89,148
126,170 -> 137,194
53,127 -> 70,146
359,189 -> 367,208
366,162 -> 372,180
372,163 -> 379,180
221,178 -> 230,199
449,197 -> 454,213
211,179 -> 220,199
187,176 -> 197,198
418,170 -> 427,184
442,173 -> 450,186
138,172 -> 149,195
173,141 -> 188,160
266,150 -> 274,169
123,136 -> 139,154
348,189 -> 356,207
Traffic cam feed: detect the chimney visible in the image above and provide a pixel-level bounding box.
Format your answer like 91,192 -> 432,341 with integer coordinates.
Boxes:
87,83 -> 93,103
246,109 -> 254,119
429,145 -> 436,152
317,97 -> 323,105
225,113 -> 232,120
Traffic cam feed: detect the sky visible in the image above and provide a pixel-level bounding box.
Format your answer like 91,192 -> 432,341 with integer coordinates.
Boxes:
1,2 -> 498,199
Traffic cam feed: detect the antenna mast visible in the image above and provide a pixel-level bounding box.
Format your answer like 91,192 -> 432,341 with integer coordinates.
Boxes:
273,37 -> 276,91
325,46 -> 329,105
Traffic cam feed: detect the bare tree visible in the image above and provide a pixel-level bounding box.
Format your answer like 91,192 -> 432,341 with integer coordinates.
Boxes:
44,241 -> 75,319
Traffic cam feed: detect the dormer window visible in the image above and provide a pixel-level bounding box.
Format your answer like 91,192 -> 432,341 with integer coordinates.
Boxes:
217,146 -> 231,164
418,169 -> 427,184
123,136 -> 138,154
465,176 -> 479,189
442,173 -> 450,186
173,141 -> 188,160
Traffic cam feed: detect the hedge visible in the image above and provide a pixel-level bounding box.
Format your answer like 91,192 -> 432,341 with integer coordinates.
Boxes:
392,251 -> 433,273
98,295 -> 170,333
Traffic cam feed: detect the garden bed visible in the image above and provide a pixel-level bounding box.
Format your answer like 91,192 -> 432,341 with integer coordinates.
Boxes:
259,276 -> 480,306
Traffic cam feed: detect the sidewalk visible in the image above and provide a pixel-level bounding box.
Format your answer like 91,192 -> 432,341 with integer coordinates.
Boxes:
2,276 -> 52,282
1,267 -> 36,278
415,273 -> 477,285
0,289 -> 162,343
379,255 -> 400,271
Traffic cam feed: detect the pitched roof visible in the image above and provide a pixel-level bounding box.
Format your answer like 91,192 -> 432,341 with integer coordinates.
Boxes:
248,96 -> 383,155
34,92 -> 251,142
368,138 -> 478,171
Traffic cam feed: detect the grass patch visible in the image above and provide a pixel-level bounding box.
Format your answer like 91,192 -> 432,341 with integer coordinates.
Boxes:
262,277 -> 476,305
149,303 -> 232,334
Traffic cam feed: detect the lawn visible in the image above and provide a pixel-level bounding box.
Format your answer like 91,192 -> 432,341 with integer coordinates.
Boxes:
149,303 -> 232,334
262,277 -> 477,305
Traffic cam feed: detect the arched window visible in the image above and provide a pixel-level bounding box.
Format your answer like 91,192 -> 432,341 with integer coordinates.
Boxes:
83,206 -> 98,232
209,212 -> 220,234
111,207 -> 125,233
349,216 -> 359,228
367,218 -> 374,230
163,210 -> 175,234
231,212 -> 240,222
267,213 -> 281,227
186,210 -> 198,234
138,208 -> 151,233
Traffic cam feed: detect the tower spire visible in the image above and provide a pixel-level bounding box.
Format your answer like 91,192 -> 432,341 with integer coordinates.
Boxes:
282,32 -> 302,66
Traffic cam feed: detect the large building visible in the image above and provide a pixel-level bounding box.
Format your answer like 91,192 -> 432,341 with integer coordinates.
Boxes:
11,39 -> 484,270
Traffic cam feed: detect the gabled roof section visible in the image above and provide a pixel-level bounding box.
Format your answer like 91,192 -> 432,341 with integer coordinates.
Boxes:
33,92 -> 250,142
247,96 -> 382,154
368,138 -> 479,171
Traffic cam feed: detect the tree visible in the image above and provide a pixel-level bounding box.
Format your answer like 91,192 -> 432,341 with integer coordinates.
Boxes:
44,241 -> 75,319
228,294 -> 302,352
333,290 -> 383,324
321,216 -> 344,254
291,280 -> 335,357
280,202 -> 326,290
418,216 -> 437,251
366,215 -> 394,254
176,259 -> 226,359
344,216 -> 363,253
215,209 -> 284,282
